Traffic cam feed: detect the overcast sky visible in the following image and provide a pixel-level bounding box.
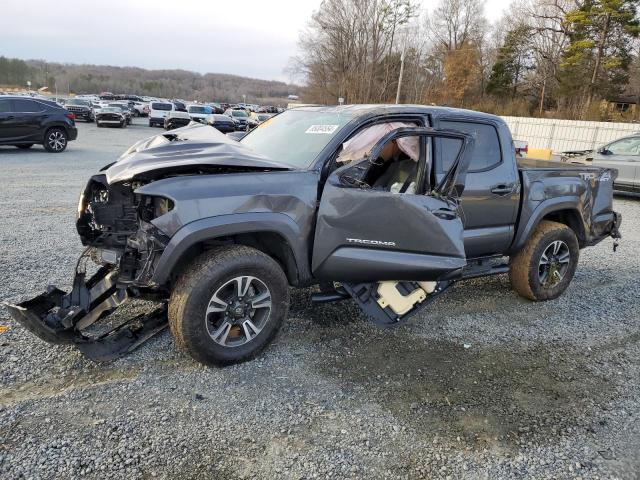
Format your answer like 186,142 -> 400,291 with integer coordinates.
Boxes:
1,0 -> 509,83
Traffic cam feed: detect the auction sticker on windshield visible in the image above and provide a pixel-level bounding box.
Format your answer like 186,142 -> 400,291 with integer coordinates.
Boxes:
306,124 -> 340,134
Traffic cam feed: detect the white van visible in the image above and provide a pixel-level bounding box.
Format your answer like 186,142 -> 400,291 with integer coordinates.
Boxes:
187,104 -> 213,122
149,101 -> 174,127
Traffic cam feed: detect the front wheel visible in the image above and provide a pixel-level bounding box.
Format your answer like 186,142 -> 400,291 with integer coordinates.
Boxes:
43,128 -> 68,152
168,246 -> 290,366
509,220 -> 579,301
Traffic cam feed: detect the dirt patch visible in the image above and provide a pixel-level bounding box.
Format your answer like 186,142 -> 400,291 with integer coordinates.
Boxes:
0,367 -> 140,406
314,335 -> 617,451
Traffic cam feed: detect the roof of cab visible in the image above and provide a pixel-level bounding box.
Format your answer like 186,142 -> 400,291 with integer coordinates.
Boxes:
291,104 -> 504,124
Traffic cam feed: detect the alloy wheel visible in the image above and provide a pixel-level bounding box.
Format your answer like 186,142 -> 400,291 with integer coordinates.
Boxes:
47,131 -> 66,151
205,276 -> 272,347
538,240 -> 570,288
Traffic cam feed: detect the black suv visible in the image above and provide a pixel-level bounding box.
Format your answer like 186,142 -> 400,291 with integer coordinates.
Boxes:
0,96 -> 78,152
64,98 -> 94,122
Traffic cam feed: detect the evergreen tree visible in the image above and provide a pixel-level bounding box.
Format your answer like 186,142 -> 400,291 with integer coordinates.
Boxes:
486,24 -> 533,98
559,0 -> 640,110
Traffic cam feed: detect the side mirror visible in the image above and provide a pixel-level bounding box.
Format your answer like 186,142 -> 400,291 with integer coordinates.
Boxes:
597,146 -> 610,155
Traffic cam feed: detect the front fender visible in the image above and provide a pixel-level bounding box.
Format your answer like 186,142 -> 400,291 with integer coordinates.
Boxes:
151,212 -> 312,286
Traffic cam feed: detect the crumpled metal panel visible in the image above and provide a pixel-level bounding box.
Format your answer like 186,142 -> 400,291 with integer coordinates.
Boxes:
104,123 -> 292,184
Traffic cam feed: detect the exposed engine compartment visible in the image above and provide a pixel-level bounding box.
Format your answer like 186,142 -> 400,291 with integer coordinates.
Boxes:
77,174 -> 172,287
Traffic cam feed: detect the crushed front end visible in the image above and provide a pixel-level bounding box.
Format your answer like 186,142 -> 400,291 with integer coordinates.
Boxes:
3,174 -> 172,361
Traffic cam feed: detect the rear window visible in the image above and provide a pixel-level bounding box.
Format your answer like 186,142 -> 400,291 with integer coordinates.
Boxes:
152,103 -> 173,111
188,106 -> 209,114
437,120 -> 502,172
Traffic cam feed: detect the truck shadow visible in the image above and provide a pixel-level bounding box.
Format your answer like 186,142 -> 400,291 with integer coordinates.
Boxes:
289,288 -> 622,453
312,332 -> 617,452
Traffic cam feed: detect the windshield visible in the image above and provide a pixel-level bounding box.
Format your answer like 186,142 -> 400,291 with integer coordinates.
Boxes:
240,109 -> 354,168
188,106 -> 209,114
100,108 -> 120,113
257,114 -> 271,121
152,103 -> 173,111
231,110 -> 248,118
67,99 -> 90,106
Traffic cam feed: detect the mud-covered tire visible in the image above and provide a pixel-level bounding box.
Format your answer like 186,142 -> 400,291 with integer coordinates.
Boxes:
509,220 -> 579,301
168,245 -> 289,366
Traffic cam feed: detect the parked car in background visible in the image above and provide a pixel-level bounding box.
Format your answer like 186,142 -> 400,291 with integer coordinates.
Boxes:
224,108 -> 250,130
208,103 -> 224,114
64,98 -> 95,122
206,113 -> 236,133
187,105 -> 213,123
0,96 -> 77,152
514,139 -> 528,158
128,101 -> 148,117
173,100 -> 187,112
107,103 -> 132,124
562,133 -> 640,193
164,110 -> 192,130
95,107 -> 127,128
149,101 -> 174,127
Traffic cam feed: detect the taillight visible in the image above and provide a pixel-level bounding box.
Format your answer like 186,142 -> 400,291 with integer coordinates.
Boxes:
66,112 -> 76,120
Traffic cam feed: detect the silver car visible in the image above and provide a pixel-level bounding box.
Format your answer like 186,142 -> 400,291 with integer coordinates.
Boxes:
591,134 -> 640,193
564,134 -> 640,193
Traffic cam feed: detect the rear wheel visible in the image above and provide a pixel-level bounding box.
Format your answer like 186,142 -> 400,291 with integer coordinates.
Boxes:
168,246 -> 289,366
43,128 -> 68,152
509,220 -> 579,301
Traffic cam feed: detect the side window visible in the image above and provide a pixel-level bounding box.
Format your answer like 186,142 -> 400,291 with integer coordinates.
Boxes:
13,99 -> 44,113
0,99 -> 12,113
438,121 -> 501,172
608,138 -> 640,155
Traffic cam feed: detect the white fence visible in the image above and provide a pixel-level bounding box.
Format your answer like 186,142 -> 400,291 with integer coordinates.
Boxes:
500,116 -> 639,152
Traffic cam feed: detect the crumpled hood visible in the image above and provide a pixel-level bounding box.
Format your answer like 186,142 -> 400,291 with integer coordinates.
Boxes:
104,123 -> 291,184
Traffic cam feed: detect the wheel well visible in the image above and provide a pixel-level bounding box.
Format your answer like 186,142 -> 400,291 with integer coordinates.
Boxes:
542,209 -> 586,247
167,232 -> 300,287
44,125 -> 67,139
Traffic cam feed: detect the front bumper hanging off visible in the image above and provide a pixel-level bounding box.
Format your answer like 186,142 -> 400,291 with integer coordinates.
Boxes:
2,256 -> 167,361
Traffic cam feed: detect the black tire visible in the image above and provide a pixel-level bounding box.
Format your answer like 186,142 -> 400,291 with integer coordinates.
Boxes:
168,245 -> 289,366
121,121 -> 126,128
16,144 -> 34,149
509,220 -> 579,301
43,128 -> 68,153
148,120 -> 153,127
97,121 -> 103,128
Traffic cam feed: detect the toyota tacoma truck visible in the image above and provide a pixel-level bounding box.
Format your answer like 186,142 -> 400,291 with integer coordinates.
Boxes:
3,105 -> 621,366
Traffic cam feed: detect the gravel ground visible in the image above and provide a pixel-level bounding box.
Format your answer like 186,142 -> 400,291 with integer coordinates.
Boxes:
1,119 -> 639,479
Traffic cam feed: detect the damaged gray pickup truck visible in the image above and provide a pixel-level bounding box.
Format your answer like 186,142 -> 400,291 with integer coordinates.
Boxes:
5,105 -> 622,366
